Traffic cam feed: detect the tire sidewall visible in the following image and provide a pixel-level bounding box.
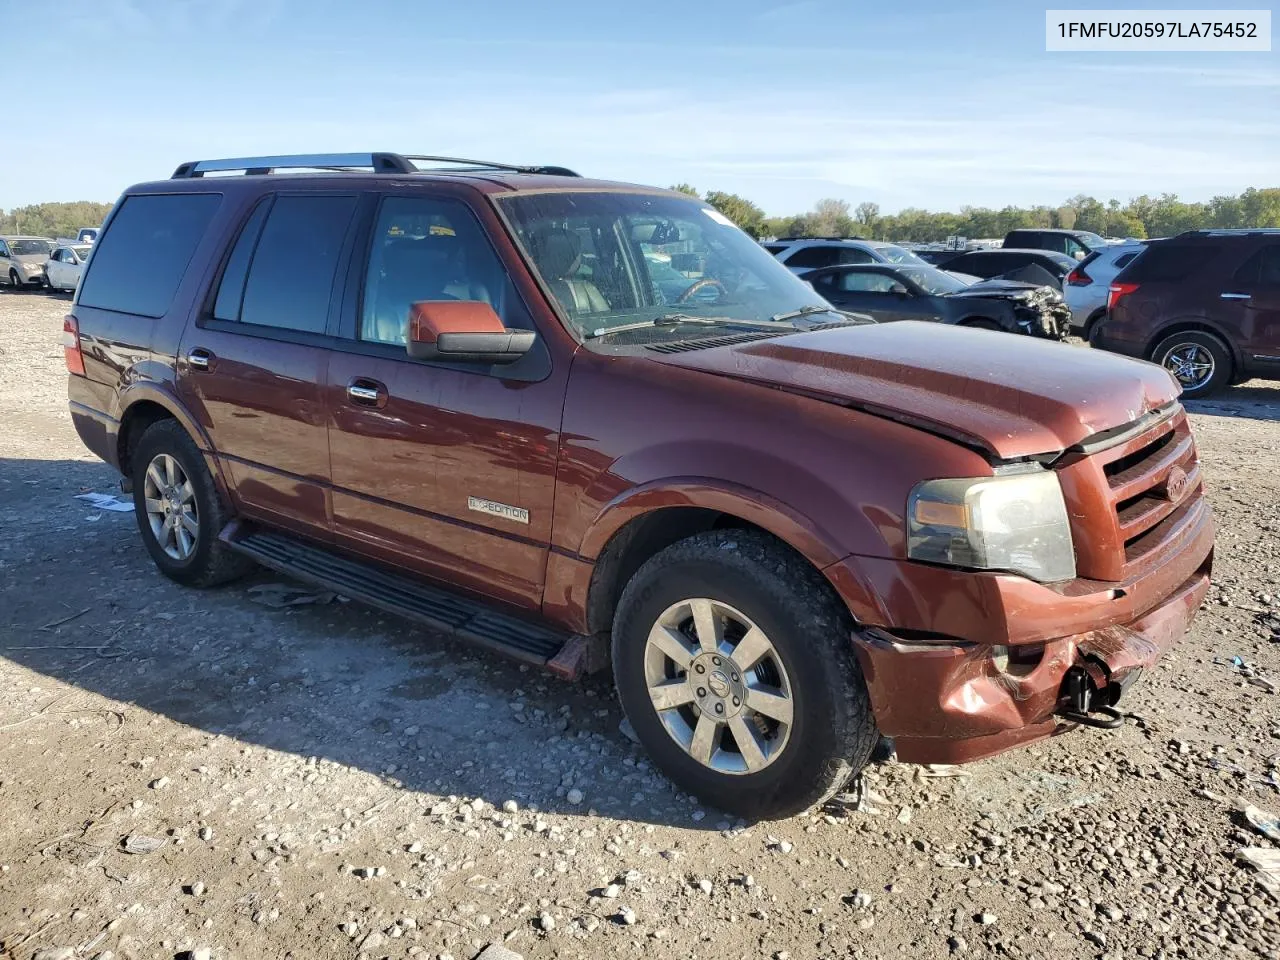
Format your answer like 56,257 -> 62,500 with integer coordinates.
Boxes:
613,545 -> 860,818
130,423 -> 222,585
1153,331 -> 1230,399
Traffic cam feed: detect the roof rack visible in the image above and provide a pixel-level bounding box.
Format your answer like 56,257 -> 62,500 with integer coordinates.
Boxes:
1175,228 -> 1280,238
775,235 -> 868,242
170,152 -> 581,179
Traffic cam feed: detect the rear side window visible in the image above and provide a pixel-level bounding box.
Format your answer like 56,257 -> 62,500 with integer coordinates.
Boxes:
1004,232 -> 1034,247
232,195 -> 357,333
786,246 -> 841,269
837,247 -> 875,265
762,244 -> 788,256
1113,252 -> 1139,270
78,193 -> 220,317
1233,245 -> 1280,286
1120,243 -> 1218,283
213,200 -> 272,322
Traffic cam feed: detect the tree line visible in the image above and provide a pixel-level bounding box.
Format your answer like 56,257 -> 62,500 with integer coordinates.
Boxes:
0,201 -> 114,239
670,184 -> 1280,243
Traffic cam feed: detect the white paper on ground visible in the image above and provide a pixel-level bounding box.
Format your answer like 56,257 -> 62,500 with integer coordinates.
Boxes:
75,492 -> 134,512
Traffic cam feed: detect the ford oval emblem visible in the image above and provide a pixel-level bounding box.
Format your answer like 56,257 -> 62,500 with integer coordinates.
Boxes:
1164,465 -> 1189,503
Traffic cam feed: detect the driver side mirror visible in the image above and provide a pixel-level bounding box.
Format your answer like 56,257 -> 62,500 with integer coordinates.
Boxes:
406,300 -> 535,364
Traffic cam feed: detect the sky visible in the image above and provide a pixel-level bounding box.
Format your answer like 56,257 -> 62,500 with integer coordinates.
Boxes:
3,0 -> 1277,216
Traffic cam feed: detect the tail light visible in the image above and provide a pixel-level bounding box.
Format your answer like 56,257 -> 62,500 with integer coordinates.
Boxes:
63,315 -> 85,375
1065,266 -> 1092,286
1107,282 -> 1140,312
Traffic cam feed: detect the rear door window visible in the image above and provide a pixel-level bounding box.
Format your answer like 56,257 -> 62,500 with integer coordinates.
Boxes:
233,195 -> 357,333
76,193 -> 221,317
837,247 -> 875,265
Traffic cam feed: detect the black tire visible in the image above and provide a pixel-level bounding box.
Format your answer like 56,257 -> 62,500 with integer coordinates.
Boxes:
612,529 -> 877,820
1081,309 -> 1106,342
8,269 -> 20,290
130,419 -> 252,587
1150,330 -> 1232,399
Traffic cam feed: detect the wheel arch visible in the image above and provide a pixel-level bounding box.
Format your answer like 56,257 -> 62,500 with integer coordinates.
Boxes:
580,481 -> 884,638
117,385 -> 232,501
1143,319 -> 1241,370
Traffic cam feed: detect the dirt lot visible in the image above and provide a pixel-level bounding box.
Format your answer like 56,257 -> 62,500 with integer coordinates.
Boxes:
3,289 -> 1280,960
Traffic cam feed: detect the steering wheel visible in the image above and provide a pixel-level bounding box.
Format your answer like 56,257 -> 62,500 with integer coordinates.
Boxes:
675,277 -> 729,304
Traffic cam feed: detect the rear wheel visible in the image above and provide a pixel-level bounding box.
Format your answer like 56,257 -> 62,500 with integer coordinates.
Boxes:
130,419 -> 252,587
612,530 -> 877,820
1151,330 -> 1231,399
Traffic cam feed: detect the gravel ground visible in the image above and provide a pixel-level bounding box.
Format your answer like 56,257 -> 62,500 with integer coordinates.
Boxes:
3,289 -> 1280,960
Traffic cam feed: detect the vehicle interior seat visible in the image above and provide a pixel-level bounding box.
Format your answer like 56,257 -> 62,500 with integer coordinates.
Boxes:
528,227 -> 610,314
368,238 -> 493,343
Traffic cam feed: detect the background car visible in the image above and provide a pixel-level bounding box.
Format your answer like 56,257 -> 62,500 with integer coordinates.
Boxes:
804,262 -> 1070,338
0,236 -> 54,289
1003,228 -> 1107,260
937,248 -> 1076,289
45,243 -> 93,293
764,237 -> 929,273
1062,242 -> 1145,336
1092,228 -> 1280,397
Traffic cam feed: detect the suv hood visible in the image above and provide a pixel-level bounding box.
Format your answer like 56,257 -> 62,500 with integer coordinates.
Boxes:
650,321 -> 1178,460
946,279 -> 1055,300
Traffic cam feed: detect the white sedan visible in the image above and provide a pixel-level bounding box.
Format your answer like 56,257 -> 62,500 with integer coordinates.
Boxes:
45,244 -> 92,293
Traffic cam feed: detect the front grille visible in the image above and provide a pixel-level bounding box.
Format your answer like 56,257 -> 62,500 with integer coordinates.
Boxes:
1055,406 -> 1204,582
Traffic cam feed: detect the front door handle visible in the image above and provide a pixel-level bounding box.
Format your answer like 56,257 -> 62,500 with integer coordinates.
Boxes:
346,378 -> 387,408
1220,292 -> 1252,301
187,347 -> 214,371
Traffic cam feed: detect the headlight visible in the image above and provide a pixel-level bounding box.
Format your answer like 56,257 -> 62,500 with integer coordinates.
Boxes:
907,468 -> 1076,583
25,263 -> 44,273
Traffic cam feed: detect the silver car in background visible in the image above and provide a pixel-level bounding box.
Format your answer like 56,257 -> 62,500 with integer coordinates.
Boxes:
0,236 -> 55,289
1062,241 -> 1145,336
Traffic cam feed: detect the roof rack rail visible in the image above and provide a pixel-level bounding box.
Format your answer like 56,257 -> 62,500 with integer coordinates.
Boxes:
170,152 -> 581,179
1175,227 -> 1280,238
776,235 -> 868,242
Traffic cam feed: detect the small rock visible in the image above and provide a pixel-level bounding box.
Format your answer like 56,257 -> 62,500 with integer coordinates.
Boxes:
360,931 -> 386,951
198,827 -> 213,841
566,788 -> 584,805
618,906 -> 637,926
475,946 -> 524,960
976,912 -> 997,925
187,881 -> 206,896
32,949 -> 75,960
502,800 -> 519,814
897,806 -> 913,824
177,950 -> 212,960
698,879 -> 713,895
537,912 -> 555,931
776,840 -> 794,854
122,835 -> 165,855
340,921 -> 359,937
407,841 -> 423,854
602,883 -> 621,899
850,890 -> 873,909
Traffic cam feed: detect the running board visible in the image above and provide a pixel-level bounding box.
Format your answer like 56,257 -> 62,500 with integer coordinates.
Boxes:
220,522 -> 582,671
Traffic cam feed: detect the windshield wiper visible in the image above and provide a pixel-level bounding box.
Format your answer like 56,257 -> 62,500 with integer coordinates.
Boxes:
770,304 -> 839,323
586,314 -> 802,340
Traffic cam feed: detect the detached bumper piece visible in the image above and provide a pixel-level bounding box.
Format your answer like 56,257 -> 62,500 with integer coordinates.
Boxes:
852,565 -> 1210,765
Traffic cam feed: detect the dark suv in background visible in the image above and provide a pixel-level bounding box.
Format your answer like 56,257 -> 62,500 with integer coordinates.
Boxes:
1093,229 -> 1280,398
1003,228 -> 1107,260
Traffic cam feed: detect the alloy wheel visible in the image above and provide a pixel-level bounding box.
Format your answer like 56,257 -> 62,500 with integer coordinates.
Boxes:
1160,342 -> 1215,390
143,453 -> 199,560
643,598 -> 794,774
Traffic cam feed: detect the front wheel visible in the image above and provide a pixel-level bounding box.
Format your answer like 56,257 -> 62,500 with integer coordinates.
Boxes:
1151,330 -> 1231,399
612,530 -> 877,820
7,269 -> 20,289
130,419 -> 253,587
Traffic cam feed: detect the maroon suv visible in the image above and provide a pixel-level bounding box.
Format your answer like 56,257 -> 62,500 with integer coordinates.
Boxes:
66,153 -> 1214,818
1095,229 -> 1280,397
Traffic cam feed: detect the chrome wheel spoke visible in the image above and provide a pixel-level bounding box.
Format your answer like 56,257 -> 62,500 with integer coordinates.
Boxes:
176,480 -> 195,506
690,598 -> 722,653
146,463 -> 165,494
163,455 -> 177,486
689,713 -> 718,765
179,512 -> 199,537
746,686 -> 793,725
731,626 -> 771,672
144,497 -> 165,516
729,714 -> 768,771
649,624 -> 695,670
648,679 -> 695,711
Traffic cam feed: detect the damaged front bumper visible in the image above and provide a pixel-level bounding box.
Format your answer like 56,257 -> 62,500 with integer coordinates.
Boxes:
837,500 -> 1214,765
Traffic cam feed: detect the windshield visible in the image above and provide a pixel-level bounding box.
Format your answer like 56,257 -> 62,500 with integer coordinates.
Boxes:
895,265 -> 970,295
9,239 -> 52,256
1075,231 -> 1107,249
871,243 -> 927,266
498,192 -> 835,340
71,245 -> 92,260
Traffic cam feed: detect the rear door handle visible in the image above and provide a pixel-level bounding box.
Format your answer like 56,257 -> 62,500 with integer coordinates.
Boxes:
346,378 -> 387,408
187,347 -> 214,371
1220,292 -> 1252,301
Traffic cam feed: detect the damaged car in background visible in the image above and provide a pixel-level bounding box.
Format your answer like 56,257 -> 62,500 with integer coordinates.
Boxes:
804,262 -> 1071,338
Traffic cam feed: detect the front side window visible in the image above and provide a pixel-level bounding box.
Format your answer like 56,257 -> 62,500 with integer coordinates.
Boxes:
870,244 -> 927,266
1234,244 -> 1280,286
0,242 -> 9,258
78,193 -> 221,318
836,247 -> 875,265
498,191 -> 833,340
837,271 -> 900,293
220,195 -> 356,333
360,196 -> 513,345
